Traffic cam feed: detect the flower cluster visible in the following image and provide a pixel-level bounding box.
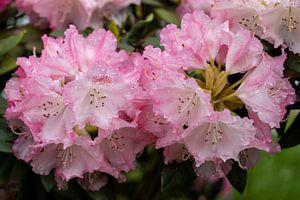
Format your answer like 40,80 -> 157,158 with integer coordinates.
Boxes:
178,0 -> 300,54
140,11 -> 295,176
16,0 -> 140,30
5,25 -> 153,190
4,10 -> 295,189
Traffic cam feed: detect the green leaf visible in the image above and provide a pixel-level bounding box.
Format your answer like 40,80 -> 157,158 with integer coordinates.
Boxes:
0,54 -> 17,75
226,162 -> 247,194
88,183 -> 115,200
142,0 -> 164,7
142,36 -> 161,48
49,30 -> 65,37
0,118 -> 15,142
108,21 -> 120,42
284,109 -> 300,133
0,140 -> 12,153
0,30 -> 26,57
285,51 -> 300,73
0,155 -> 14,186
154,8 -> 180,26
0,95 -> 6,115
41,174 -> 56,192
122,13 -> 155,45
161,162 -> 196,191
118,43 -> 135,52
279,113 -> 300,149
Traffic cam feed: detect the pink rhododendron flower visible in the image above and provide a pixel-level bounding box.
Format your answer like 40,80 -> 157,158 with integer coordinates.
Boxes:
16,0 -> 140,30
177,0 -> 213,17
260,3 -> 300,53
237,54 -> 295,128
183,110 -> 257,166
5,25 -> 151,189
0,0 -> 11,11
141,11 -> 295,177
178,0 -> 300,54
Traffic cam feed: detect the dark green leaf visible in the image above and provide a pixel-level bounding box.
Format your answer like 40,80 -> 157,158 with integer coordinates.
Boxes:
89,191 -> 113,200
142,0 -> 164,7
0,140 -> 12,153
161,162 -> 196,191
41,174 -> 56,192
226,162 -> 247,194
284,109 -> 300,133
49,30 -> 65,37
0,30 -> 26,57
279,112 -> 300,148
142,36 -> 161,48
118,43 -> 135,52
154,8 -> 180,26
122,13 -> 155,45
285,51 -> 300,73
0,118 -> 15,142
0,155 -> 14,186
0,95 -> 6,115
0,54 -> 17,75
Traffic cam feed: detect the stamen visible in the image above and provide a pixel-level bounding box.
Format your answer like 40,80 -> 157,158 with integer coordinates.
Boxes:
267,82 -> 282,96
40,99 -> 64,118
144,70 -> 156,80
57,146 -> 75,168
177,93 -> 197,114
205,123 -> 223,144
239,15 -> 259,31
89,87 -> 107,109
32,46 -> 37,57
108,131 -> 125,151
282,7 -> 298,32
175,32 -> 184,48
181,146 -> 191,161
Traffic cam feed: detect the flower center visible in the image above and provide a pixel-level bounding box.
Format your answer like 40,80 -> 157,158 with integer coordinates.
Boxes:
187,61 -> 244,111
73,123 -> 98,139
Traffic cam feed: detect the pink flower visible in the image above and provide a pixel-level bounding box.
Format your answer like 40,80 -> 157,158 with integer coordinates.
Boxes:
17,26 -> 128,80
16,0 -> 97,30
30,137 -> 103,181
183,110 -> 258,166
142,11 -> 294,177
237,54 -> 296,128
0,0 -> 11,11
16,0 -> 140,30
178,0 -> 300,53
260,3 -> 300,53
5,26 -> 151,189
148,73 -> 212,131
177,0 -> 213,17
63,67 -> 136,131
94,127 -> 154,173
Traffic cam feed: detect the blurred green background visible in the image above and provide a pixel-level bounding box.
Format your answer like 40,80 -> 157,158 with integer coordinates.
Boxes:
234,146 -> 300,200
